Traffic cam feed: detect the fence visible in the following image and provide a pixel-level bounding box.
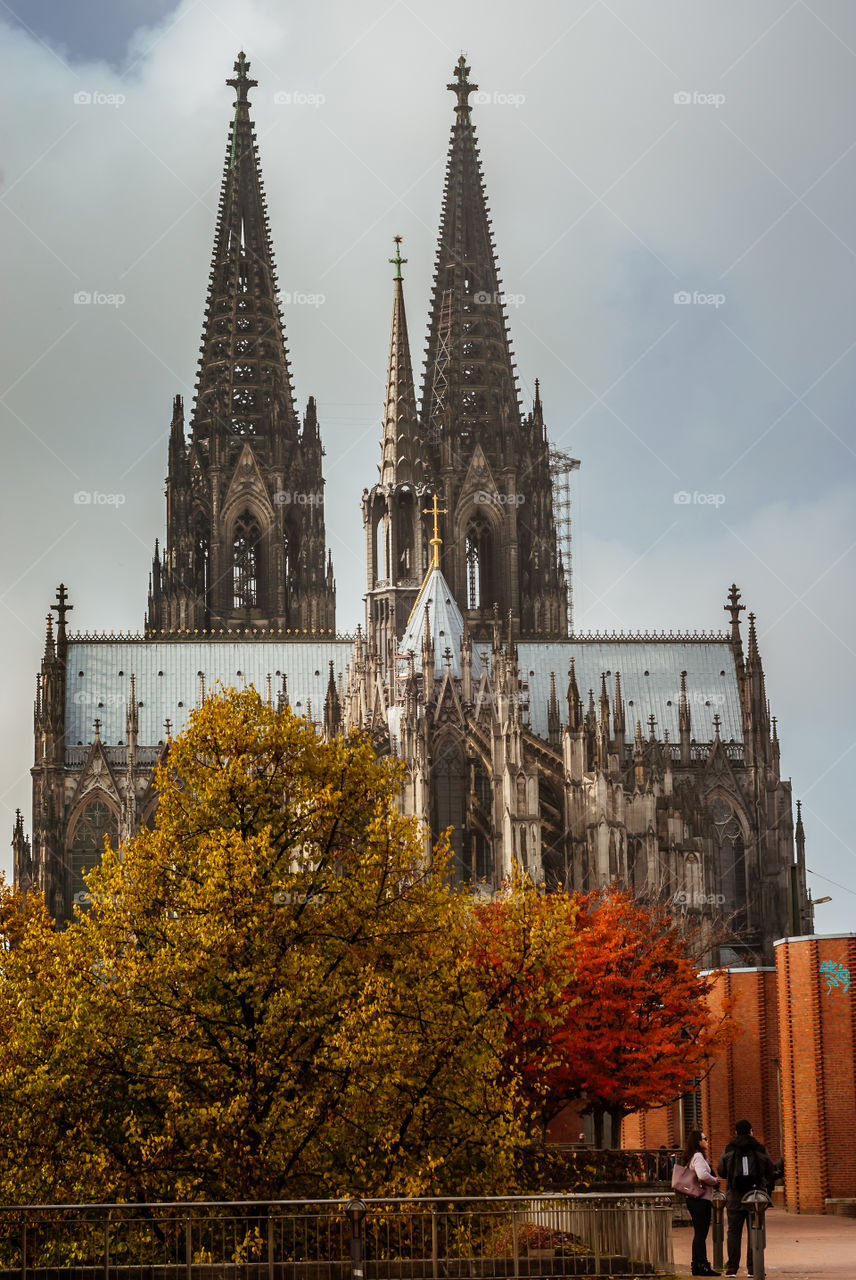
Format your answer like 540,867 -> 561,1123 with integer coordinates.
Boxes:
0,1194 -> 675,1278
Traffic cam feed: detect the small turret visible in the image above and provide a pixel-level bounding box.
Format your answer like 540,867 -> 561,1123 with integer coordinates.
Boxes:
679,670 -> 692,766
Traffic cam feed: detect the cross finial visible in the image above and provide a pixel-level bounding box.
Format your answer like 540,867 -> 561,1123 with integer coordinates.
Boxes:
51,583 -> 72,631
423,493 -> 448,568
712,713 -> 722,741
227,51 -> 257,105
164,718 -> 172,739
93,718 -> 101,740
389,234 -> 407,280
448,54 -> 478,119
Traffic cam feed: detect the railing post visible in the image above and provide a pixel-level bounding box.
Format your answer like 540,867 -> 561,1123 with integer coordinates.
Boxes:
511,1208 -> 519,1280
21,1214 -> 27,1280
104,1214 -> 110,1280
431,1207 -> 438,1280
710,1190 -> 726,1271
185,1213 -> 192,1280
345,1198 -> 367,1280
268,1206 -> 275,1280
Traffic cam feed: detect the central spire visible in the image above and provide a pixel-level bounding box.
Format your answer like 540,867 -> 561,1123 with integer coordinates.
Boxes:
192,52 -> 298,456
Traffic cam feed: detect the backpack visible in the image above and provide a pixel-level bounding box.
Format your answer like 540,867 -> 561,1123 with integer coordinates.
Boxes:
726,1143 -> 765,1194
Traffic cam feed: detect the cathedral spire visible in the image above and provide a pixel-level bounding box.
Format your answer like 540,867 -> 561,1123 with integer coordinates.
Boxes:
379,237 -> 422,490
422,55 -> 519,458
192,52 -> 298,453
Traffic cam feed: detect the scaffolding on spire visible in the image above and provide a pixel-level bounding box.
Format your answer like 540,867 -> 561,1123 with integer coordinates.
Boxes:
548,447 -> 581,634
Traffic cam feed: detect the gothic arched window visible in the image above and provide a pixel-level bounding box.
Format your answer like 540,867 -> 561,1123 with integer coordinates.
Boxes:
466,516 -> 493,610
233,511 -> 261,610
433,735 -> 466,881
68,797 -> 119,909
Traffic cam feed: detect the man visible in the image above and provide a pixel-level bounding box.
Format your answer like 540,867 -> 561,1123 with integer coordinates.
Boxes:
717,1119 -> 775,1277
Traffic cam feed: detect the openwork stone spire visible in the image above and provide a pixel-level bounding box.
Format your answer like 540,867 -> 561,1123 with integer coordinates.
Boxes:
421,54 -> 519,461
192,51 -> 298,455
414,56 -> 567,640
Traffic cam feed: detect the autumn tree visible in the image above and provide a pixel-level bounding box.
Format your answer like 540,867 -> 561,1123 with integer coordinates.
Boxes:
471,886 -> 739,1148
0,688 -> 529,1204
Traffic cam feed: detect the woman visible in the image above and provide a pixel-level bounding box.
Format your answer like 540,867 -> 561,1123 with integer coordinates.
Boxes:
681,1129 -> 720,1276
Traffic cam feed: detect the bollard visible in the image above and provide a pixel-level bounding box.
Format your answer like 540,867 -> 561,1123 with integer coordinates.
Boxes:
741,1188 -> 772,1280
345,1198 -> 368,1280
710,1190 -> 727,1271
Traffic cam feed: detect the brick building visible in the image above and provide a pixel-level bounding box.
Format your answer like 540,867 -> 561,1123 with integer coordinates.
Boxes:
622,935 -> 856,1214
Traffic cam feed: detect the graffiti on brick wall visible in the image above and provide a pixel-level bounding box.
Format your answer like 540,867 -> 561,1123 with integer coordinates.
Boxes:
819,960 -> 851,994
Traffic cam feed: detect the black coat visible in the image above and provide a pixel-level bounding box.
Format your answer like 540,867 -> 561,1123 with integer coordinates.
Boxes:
717,1134 -> 776,1207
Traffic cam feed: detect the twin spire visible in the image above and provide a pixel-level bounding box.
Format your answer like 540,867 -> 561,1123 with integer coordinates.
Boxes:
192,52 -> 298,452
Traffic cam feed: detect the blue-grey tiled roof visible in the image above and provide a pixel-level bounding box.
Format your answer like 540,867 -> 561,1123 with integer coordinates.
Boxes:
65,640 -> 353,746
516,641 -> 742,743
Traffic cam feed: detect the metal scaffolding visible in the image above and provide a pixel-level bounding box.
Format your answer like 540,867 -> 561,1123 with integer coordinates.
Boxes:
549,448 -> 581,635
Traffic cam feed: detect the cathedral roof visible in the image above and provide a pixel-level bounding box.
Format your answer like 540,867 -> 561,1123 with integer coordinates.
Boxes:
519,640 -> 743,745
398,565 -> 481,680
64,639 -> 352,748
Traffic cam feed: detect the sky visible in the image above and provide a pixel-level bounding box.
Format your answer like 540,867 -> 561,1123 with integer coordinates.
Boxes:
1,0 -> 854,932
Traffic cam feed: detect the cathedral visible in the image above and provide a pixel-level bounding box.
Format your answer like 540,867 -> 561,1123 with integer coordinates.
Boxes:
14,54 -> 812,965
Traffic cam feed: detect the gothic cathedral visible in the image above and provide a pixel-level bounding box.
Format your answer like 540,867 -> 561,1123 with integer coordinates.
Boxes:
14,55 -> 812,965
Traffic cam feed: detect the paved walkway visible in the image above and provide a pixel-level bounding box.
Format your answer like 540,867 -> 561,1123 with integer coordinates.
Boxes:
670,1208 -> 854,1269
671,1210 -> 856,1277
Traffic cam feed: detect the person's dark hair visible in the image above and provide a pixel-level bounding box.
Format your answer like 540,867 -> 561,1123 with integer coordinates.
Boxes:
735,1119 -> 753,1137
681,1129 -> 705,1166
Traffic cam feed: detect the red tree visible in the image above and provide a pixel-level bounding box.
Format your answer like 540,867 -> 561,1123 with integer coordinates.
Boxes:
471,885 -> 739,1147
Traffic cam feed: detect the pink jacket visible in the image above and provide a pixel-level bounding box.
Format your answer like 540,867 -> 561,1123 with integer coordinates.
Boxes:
690,1151 -> 720,1201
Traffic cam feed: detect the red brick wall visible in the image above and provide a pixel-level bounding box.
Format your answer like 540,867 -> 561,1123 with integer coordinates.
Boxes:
622,1102 -> 680,1150
700,968 -> 782,1167
775,935 -> 856,1213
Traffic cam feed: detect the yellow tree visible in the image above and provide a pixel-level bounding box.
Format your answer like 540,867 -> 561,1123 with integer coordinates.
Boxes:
0,688 -> 527,1203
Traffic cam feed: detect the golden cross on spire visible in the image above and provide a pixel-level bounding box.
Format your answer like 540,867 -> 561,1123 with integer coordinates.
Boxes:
423,493 -> 448,568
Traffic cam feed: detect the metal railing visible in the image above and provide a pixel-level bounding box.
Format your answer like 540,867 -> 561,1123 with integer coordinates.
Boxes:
0,1193 -> 675,1278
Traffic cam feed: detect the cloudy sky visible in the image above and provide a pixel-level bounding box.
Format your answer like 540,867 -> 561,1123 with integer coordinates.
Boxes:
1,0 -> 854,932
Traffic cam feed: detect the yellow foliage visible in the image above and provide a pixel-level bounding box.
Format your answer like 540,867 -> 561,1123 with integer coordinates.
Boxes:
0,689 -> 532,1203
